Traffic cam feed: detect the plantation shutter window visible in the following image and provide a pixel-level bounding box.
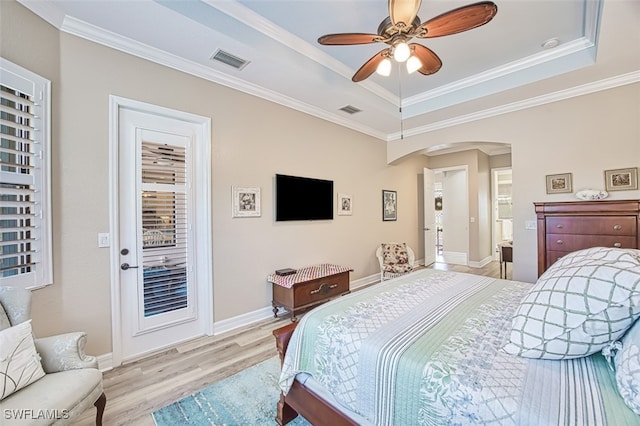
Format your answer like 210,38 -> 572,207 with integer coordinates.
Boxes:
0,59 -> 52,289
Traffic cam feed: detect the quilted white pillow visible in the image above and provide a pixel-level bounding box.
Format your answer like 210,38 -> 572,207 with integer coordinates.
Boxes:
615,318 -> 640,414
503,247 -> 640,359
0,320 -> 45,400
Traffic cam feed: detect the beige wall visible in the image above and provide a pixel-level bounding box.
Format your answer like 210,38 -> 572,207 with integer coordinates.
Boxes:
393,83 -> 640,283
2,1 -> 429,356
477,153 -> 492,261
489,153 -> 512,170
388,0 -> 640,282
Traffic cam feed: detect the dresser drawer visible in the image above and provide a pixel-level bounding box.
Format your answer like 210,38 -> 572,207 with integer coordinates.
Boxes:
293,272 -> 350,307
546,250 -> 573,269
546,216 -> 636,236
546,233 -> 637,252
535,200 -> 640,278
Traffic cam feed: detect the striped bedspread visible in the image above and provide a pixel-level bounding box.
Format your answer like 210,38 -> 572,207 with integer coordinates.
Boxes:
279,269 -> 640,425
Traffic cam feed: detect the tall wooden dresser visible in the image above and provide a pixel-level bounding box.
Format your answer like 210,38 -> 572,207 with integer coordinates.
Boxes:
535,200 -> 640,277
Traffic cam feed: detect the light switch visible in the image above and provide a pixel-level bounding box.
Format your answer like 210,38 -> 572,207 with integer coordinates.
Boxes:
525,221 -> 537,230
98,233 -> 110,248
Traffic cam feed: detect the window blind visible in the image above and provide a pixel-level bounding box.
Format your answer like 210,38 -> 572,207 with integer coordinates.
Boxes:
0,74 -> 50,288
140,141 -> 188,317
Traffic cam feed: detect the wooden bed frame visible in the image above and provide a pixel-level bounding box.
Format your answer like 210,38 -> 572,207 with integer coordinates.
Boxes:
273,322 -> 358,426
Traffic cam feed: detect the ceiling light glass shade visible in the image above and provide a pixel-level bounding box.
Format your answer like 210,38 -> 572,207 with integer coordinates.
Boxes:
406,55 -> 422,74
376,58 -> 392,76
393,42 -> 410,62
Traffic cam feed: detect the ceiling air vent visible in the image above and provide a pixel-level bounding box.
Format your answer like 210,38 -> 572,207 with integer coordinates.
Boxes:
210,49 -> 250,71
339,105 -> 361,115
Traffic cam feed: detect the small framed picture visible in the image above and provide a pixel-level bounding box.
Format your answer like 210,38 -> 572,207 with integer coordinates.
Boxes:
604,167 -> 638,191
545,173 -> 572,194
382,190 -> 397,221
232,186 -> 261,217
338,193 -> 352,216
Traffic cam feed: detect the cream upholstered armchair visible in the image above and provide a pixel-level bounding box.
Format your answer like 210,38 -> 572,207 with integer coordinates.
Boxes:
376,242 -> 416,281
0,286 -> 106,425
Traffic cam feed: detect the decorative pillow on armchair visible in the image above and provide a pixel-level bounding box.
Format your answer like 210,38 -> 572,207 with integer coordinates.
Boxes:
381,243 -> 409,265
503,247 -> 640,359
0,320 -> 45,400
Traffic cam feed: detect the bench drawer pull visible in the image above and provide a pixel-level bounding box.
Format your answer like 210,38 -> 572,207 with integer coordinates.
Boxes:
310,283 -> 338,295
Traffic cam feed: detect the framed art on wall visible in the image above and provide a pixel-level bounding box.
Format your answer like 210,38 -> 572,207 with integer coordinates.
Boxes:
338,193 -> 352,215
382,190 -> 397,221
545,173 -> 572,194
604,167 -> 638,191
232,186 -> 261,217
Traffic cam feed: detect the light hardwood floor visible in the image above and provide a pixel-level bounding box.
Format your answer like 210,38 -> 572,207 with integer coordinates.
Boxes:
75,261 -> 504,425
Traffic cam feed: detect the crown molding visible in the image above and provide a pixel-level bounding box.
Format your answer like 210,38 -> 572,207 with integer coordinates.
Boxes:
59,15 -> 387,141
391,71 -> 640,141
201,0 -> 398,105
15,0 -> 621,144
403,37 -> 594,109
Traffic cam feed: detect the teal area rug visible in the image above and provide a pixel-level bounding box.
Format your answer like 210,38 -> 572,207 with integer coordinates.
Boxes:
152,356 -> 311,425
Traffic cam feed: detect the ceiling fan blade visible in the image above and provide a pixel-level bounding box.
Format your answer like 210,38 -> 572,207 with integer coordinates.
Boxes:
352,50 -> 389,82
389,0 -> 422,28
318,33 -> 381,45
410,43 -> 442,75
418,1 -> 498,38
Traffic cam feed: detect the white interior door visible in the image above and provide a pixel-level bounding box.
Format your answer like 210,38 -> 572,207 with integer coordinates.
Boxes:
441,168 -> 469,265
116,105 -> 209,362
423,168 -> 436,266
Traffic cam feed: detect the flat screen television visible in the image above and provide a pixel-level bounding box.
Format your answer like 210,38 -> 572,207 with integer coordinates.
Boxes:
275,174 -> 334,221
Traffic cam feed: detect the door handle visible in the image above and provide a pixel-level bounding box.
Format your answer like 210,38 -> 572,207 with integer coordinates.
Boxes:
120,263 -> 139,270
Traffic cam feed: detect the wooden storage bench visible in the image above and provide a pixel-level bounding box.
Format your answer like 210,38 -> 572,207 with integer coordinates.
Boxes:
268,264 -> 352,321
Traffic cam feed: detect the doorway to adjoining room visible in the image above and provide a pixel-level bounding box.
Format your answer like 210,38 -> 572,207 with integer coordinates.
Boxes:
493,168 -> 513,249
493,168 -> 513,278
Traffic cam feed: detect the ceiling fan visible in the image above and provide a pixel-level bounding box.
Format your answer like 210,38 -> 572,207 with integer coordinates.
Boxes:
318,0 -> 498,82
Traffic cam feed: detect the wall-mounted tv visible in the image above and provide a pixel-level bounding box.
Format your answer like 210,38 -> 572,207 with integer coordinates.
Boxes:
275,174 -> 334,221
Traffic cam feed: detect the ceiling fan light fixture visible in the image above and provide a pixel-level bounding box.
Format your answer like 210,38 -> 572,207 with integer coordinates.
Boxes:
393,42 -> 410,62
318,0 -> 498,82
376,58 -> 392,76
406,55 -> 422,74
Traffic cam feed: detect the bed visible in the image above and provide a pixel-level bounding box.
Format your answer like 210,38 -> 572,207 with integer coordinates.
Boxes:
274,247 -> 640,425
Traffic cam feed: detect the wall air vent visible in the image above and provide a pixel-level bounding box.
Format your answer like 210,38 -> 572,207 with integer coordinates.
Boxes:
339,105 -> 361,114
210,49 -> 250,70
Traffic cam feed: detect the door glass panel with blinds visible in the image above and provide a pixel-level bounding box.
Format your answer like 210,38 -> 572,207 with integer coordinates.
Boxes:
140,141 -> 190,319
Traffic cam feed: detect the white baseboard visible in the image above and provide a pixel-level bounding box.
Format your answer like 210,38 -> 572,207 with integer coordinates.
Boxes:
350,272 -> 379,290
441,251 -> 468,265
96,272 -> 381,370
96,353 -> 113,372
212,305 -> 282,335
212,272 -> 380,335
468,256 -> 493,268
